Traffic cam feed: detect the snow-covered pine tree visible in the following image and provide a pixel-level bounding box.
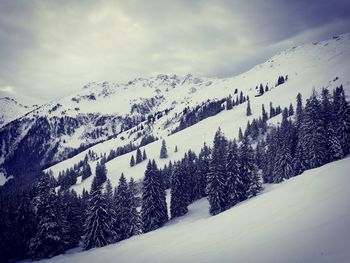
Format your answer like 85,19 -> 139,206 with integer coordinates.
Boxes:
104,179 -> 117,244
206,128 -> 228,215
142,149 -> 147,160
129,177 -> 142,236
333,85 -> 350,155
226,139 -> 242,207
136,148 -> 143,164
238,136 -> 261,199
262,129 -> 277,183
272,109 -> 294,182
29,173 -> 65,260
185,150 -> 197,204
300,91 -> 327,169
160,139 -> 168,159
114,174 -> 133,242
193,143 -> 211,199
170,161 -> 189,218
83,181 -> 112,250
141,160 -> 168,233
12,193 -> 37,260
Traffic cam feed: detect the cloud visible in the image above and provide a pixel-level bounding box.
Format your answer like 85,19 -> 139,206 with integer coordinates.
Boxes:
0,0 -> 349,103
0,85 -> 15,94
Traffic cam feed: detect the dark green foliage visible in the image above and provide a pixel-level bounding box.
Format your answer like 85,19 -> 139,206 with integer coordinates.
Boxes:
160,139 -> 168,159
29,173 -> 65,260
206,128 -> 228,215
141,160 -> 168,233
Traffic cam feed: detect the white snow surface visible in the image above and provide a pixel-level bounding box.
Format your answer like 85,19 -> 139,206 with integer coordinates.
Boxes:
0,97 -> 34,127
44,32 -> 350,194
36,156 -> 350,263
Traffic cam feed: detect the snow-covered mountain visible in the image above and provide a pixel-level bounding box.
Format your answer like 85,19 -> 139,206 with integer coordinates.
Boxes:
43,32 -> 350,194
1,32 -> 350,185
35,156 -> 350,263
0,97 -> 34,128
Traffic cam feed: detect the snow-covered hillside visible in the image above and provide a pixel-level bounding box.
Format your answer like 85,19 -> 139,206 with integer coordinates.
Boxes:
43,32 -> 350,193
0,97 -> 34,128
37,156 -> 350,263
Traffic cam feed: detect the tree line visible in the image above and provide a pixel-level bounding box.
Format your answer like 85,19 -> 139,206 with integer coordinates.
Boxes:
0,86 -> 349,262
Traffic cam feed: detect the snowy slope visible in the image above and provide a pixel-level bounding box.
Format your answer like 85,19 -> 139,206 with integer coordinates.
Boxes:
37,156 -> 350,263
0,97 -> 34,127
44,32 -> 350,193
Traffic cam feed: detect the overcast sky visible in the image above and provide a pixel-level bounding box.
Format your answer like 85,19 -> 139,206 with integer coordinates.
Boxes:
1,0 -> 350,104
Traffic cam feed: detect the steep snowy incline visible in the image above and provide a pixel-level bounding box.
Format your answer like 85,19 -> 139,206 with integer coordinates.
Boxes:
44,32 -> 350,194
38,156 -> 350,263
0,97 -> 34,127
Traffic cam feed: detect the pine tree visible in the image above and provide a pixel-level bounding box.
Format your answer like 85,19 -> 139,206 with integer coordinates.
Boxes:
95,162 -> 107,187
226,140 -> 243,207
174,145 -> 178,152
58,190 -> 83,249
259,83 -> 264,95
160,139 -> 168,159
238,127 -> 244,141
226,95 -> 233,110
29,173 -> 65,260
333,85 -> 350,155
104,180 -> 117,244
239,137 -> 261,199
262,104 -> 268,122
272,110 -> 294,182
270,102 -> 276,118
82,164 -> 92,180
13,193 -> 37,259
300,92 -> 327,169
206,128 -> 228,215
246,99 -> 252,116
194,143 -> 211,199
170,162 -> 189,218
141,160 -> 168,233
129,177 -> 142,235
83,181 -> 112,250
295,93 -> 303,129
142,149 -> 147,160
136,148 -> 143,164
130,155 -> 135,167
288,103 -> 294,116
114,174 -> 133,241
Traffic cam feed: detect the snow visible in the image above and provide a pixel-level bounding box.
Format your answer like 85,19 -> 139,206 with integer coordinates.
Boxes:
35,156 -> 350,263
0,172 -> 12,186
0,97 -> 34,127
42,32 -> 350,194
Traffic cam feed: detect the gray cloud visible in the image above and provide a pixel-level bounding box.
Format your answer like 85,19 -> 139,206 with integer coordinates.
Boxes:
0,0 -> 349,104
